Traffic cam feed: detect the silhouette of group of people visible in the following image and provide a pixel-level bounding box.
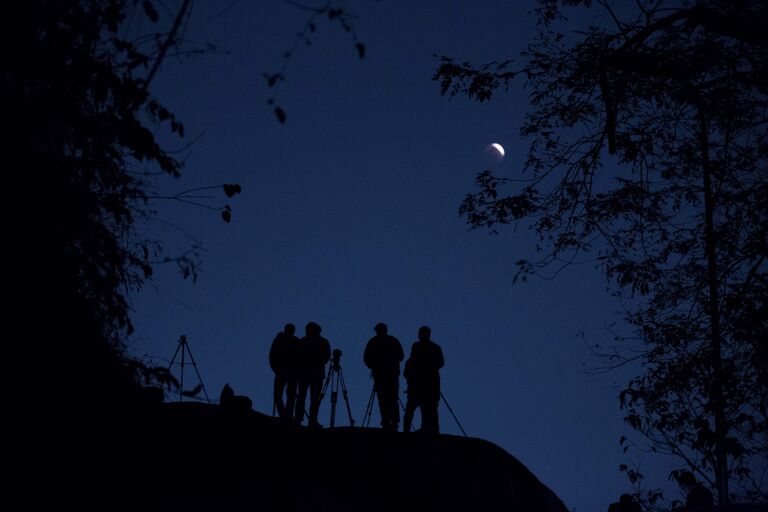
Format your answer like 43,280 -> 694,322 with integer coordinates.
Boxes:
674,471 -> 714,511
269,322 -> 331,428
607,471 -> 714,512
270,321 -> 444,432
402,326 -> 445,433
607,494 -> 641,512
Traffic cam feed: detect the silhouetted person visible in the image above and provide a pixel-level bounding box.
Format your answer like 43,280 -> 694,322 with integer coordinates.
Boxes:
403,325 -> 444,434
608,494 -> 641,512
363,322 -> 404,431
620,494 -> 642,512
295,321 -> 331,428
269,323 -> 300,423
676,471 -> 714,511
220,382 -> 253,411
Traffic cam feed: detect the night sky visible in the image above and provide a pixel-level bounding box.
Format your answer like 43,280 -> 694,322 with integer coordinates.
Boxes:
130,2 -> 681,510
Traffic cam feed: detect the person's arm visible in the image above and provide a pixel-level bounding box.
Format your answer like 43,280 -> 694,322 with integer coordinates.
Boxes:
395,337 -> 404,362
322,339 -> 331,363
363,339 -> 373,368
436,345 -> 445,370
268,335 -> 280,372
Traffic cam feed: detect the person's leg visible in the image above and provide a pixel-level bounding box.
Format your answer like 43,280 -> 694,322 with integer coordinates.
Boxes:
390,377 -> 400,430
379,376 -> 399,430
375,378 -> 389,428
308,377 -> 322,426
379,375 -> 400,430
285,378 -> 297,422
273,375 -> 287,419
295,379 -> 308,425
422,397 -> 440,434
403,392 -> 417,433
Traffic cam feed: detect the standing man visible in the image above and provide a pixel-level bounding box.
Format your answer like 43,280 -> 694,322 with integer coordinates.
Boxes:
269,323 -> 300,423
675,471 -> 714,511
607,494 -> 642,512
363,322 -> 404,431
295,322 -> 331,428
403,325 -> 444,434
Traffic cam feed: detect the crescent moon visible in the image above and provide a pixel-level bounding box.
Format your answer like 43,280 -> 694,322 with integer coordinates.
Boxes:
490,143 -> 505,158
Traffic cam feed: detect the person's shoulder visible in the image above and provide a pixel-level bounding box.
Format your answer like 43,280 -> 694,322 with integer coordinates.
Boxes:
687,484 -> 714,507
693,482 -> 713,496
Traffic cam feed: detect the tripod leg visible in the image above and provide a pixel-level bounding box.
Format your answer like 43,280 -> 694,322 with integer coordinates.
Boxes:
167,339 -> 184,402
440,392 -> 468,437
167,341 -> 182,370
320,369 -> 332,401
329,372 -> 339,428
337,370 -> 355,427
179,342 -> 186,402
184,342 -> 211,403
363,386 -> 376,428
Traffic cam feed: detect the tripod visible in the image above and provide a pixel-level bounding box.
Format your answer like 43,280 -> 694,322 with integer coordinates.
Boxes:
440,392 -> 467,437
368,386 -> 466,436
319,349 -> 355,427
167,335 -> 211,403
362,385 -> 377,428
362,382 -> 406,428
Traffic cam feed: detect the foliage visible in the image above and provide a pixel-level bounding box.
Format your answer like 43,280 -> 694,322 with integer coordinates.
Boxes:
264,0 -> 366,123
434,0 -> 767,503
3,0 -> 239,412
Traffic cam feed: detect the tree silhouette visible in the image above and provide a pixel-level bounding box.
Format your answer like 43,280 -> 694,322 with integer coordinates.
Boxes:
4,0 -> 239,417
264,0 -> 366,123
434,0 -> 767,504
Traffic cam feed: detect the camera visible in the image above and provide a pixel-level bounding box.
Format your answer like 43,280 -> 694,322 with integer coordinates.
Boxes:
331,348 -> 342,367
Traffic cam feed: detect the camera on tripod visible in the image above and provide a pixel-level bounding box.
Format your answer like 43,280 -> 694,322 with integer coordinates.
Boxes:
320,347 -> 355,427
331,348 -> 342,369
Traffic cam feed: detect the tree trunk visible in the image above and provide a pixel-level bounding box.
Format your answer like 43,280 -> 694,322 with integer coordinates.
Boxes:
698,106 -> 729,505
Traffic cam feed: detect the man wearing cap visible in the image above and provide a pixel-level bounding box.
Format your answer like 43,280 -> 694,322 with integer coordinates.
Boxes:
363,322 -> 404,431
675,471 -> 714,511
295,321 -> 331,428
269,323 -> 300,423
403,325 -> 444,434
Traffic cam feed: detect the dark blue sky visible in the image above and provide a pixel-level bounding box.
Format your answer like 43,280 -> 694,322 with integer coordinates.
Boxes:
130,1 -> 681,510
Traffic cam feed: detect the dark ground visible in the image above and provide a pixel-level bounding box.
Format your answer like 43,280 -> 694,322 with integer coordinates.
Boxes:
12,400 -> 568,511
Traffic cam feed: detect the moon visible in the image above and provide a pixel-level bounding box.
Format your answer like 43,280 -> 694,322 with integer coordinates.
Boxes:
483,142 -> 505,163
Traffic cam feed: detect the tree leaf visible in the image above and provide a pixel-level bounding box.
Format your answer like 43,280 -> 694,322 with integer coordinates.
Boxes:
142,1 -> 159,22
274,107 -> 286,123
223,183 -> 242,198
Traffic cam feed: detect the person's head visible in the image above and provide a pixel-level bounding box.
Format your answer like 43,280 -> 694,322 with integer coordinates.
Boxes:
619,494 -> 634,507
306,322 -> 322,336
418,325 -> 431,342
374,322 -> 388,335
284,323 -> 295,336
675,470 -> 697,492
